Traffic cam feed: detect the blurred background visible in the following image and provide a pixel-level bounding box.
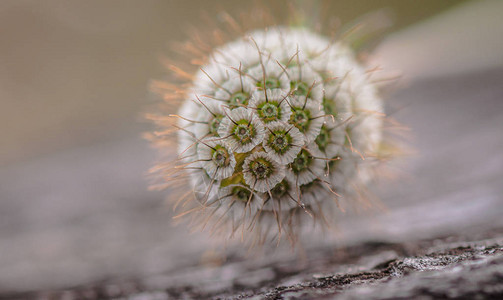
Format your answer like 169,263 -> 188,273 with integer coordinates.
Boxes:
1,0 -> 502,295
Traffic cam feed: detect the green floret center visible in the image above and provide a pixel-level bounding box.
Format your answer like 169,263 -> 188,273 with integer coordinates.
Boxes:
290,149 -> 313,174
322,97 -> 337,118
290,80 -> 310,96
257,102 -> 281,123
257,77 -> 281,90
315,125 -> 330,152
249,157 -> 274,179
209,114 -> 223,135
267,130 -> 292,154
271,180 -> 290,199
212,145 -> 231,167
233,120 -> 256,145
229,92 -> 249,107
231,186 -> 251,202
290,108 -> 311,132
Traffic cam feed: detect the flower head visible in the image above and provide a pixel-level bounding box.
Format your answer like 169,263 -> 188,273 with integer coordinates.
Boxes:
150,22 -> 400,247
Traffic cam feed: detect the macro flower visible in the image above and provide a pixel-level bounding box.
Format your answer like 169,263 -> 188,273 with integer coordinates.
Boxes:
149,17 -> 400,246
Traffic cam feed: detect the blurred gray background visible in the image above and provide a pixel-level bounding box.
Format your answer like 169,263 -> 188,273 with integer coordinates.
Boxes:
1,0 -> 502,294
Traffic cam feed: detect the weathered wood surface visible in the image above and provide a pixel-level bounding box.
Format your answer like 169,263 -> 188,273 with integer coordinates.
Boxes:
9,230 -> 503,299
1,67 -> 502,299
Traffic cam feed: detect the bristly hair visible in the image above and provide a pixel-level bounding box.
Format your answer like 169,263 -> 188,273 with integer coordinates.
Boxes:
145,1 -> 408,249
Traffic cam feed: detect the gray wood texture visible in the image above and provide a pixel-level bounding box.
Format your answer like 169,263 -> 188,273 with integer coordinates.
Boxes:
1,68 -> 502,299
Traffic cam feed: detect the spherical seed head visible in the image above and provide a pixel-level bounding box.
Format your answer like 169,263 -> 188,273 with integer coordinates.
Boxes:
163,25 -> 393,245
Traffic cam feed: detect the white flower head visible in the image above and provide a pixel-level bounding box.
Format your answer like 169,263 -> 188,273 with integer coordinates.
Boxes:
249,89 -> 292,124
263,121 -> 304,164
218,107 -> 266,153
155,24 -> 395,245
197,138 -> 236,180
242,151 -> 285,193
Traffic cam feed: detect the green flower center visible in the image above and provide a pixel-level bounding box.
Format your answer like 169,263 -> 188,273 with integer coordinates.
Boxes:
271,180 -> 290,199
257,77 -> 281,90
267,130 -> 292,154
212,145 -> 230,167
249,157 -> 274,179
229,92 -> 249,107
290,149 -> 312,174
290,108 -> 311,132
233,120 -> 256,145
315,125 -> 330,151
231,186 -> 251,202
290,80 -> 310,96
209,115 -> 223,135
257,102 -> 281,123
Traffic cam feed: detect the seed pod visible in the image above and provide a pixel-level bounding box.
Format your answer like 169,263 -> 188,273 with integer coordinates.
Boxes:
149,21 -> 400,247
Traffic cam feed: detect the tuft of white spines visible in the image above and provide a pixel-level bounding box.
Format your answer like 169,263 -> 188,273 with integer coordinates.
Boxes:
176,27 -> 384,242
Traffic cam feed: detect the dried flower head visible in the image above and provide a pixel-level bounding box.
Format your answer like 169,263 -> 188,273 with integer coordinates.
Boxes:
147,8 -> 402,247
